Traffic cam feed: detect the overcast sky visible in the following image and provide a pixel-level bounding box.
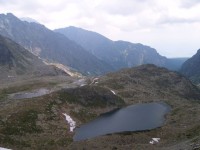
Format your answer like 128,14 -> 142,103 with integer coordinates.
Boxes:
1,0 -> 200,58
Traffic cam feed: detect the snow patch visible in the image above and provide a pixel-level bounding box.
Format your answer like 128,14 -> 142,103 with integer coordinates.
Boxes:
62,113 -> 76,132
80,84 -> 87,87
110,90 -> 116,95
7,75 -> 14,78
149,138 -> 160,144
90,78 -> 99,85
0,147 -> 12,150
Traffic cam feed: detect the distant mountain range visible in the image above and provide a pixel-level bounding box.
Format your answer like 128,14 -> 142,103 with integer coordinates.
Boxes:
0,13 -> 113,75
55,26 -> 187,71
180,49 -> 200,83
0,34 -> 66,78
0,13 -> 187,75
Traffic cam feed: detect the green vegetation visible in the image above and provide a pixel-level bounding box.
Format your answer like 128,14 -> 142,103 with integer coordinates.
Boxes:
59,86 -> 125,108
101,79 -> 124,90
45,100 -> 58,120
57,137 -> 73,146
185,125 -> 200,139
0,136 -> 31,148
59,91 -> 77,104
0,89 -> 7,101
70,109 -> 97,123
1,110 -> 42,135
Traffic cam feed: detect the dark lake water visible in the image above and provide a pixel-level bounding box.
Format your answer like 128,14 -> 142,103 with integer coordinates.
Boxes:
74,102 -> 171,141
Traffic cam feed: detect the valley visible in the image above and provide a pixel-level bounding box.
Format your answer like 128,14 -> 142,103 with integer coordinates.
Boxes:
0,12 -> 200,150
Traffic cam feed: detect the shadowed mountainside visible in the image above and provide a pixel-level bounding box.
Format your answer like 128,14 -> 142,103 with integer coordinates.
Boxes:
0,13 -> 113,75
0,34 -> 67,78
180,49 -> 200,84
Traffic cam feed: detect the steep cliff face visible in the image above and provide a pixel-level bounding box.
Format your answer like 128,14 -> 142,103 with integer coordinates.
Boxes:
113,41 -> 167,68
180,49 -> 200,83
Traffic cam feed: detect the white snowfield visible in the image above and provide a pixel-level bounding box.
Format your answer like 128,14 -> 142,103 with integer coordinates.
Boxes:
0,147 -> 11,150
62,113 -> 76,132
149,138 -> 160,144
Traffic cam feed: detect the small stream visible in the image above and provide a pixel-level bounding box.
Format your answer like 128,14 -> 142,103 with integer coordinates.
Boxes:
9,88 -> 51,99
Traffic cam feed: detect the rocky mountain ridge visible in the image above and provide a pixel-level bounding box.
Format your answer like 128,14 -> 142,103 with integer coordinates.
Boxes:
0,13 -> 113,75
98,64 -> 200,104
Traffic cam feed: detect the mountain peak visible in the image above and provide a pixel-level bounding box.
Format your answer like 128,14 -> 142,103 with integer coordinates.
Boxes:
0,13 -> 18,20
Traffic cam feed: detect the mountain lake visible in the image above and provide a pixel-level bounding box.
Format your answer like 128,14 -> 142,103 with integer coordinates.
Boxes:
74,102 -> 171,141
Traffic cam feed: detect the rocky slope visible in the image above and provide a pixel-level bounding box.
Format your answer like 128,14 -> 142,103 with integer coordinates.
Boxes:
0,13 -> 113,75
55,26 -> 186,70
180,49 -> 200,84
59,86 -> 125,107
0,34 -> 67,78
98,64 -> 200,104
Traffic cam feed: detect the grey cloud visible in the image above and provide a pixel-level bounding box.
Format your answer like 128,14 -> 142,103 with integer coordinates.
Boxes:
0,0 -> 10,4
0,0 -> 77,16
180,0 -> 200,8
158,15 -> 200,25
97,0 -> 151,16
0,0 -> 42,14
